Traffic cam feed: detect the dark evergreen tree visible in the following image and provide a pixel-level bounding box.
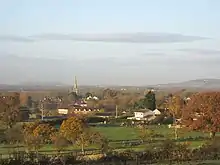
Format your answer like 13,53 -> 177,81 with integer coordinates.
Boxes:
85,92 -> 93,98
132,91 -> 156,110
27,96 -> 33,108
143,91 -> 156,110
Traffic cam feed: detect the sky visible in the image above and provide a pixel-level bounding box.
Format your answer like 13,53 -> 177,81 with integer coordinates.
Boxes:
0,0 -> 220,86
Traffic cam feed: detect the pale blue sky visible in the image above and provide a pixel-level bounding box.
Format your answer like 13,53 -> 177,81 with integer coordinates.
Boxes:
0,0 -> 220,85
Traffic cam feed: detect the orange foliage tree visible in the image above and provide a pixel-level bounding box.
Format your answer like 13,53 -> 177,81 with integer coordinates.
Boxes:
60,116 -> 104,153
59,116 -> 87,144
0,93 -> 20,128
33,124 -> 57,143
182,92 -> 220,138
23,121 -> 57,145
167,95 -> 185,119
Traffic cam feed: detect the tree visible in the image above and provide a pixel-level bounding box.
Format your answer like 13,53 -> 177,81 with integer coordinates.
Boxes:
76,128 -> 91,153
53,134 -> 69,153
5,124 -> 24,146
134,91 -> 156,110
167,95 -> 185,119
167,95 -> 185,139
24,134 -> 42,152
23,121 -> 40,136
33,124 -> 57,144
138,126 -> 155,142
102,88 -> 120,99
0,93 -> 20,128
182,92 -> 220,138
27,96 -> 33,108
60,116 -> 87,144
143,91 -> 156,110
85,92 -> 93,98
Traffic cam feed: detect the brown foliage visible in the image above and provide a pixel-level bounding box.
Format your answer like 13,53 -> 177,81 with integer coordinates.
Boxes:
33,124 -> 57,143
53,134 -> 69,152
182,92 -> 220,137
5,125 -> 24,144
23,121 -> 57,144
60,116 -> 87,144
0,93 -> 20,128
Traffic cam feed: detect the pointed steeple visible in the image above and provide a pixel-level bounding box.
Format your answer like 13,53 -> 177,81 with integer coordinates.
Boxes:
73,76 -> 78,94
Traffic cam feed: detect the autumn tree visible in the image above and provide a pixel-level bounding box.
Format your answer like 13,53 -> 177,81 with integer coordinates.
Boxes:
138,126 -> 155,143
167,95 -> 185,139
5,124 -> 24,145
76,128 -> 91,153
25,134 -> 42,152
102,88 -> 120,99
60,116 -> 87,145
33,124 -> 57,144
52,134 -> 69,153
23,121 -> 57,150
23,121 -> 40,136
0,93 -> 21,128
182,92 -> 220,138
167,95 -> 185,119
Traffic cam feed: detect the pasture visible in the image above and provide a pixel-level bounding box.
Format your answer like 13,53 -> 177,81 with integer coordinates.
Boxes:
0,124 -> 216,155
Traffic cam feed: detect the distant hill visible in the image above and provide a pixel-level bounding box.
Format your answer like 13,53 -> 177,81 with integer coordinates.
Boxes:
0,83 -> 70,91
152,79 -> 220,90
1,79 -> 220,91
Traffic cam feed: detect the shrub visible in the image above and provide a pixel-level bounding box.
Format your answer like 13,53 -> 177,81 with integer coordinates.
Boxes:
86,116 -> 105,123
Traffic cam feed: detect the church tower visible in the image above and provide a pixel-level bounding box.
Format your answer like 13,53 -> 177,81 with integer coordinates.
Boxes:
73,76 -> 78,94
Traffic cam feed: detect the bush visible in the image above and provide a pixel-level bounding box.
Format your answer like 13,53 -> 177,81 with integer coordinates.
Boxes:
86,116 -> 105,123
162,116 -> 174,124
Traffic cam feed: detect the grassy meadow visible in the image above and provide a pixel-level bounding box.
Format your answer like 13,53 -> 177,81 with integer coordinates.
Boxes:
1,124 -> 218,155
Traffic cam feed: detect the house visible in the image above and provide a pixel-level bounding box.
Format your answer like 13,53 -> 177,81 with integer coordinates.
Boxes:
71,100 -> 87,107
134,109 -> 154,118
153,109 -> 161,115
127,109 -> 155,121
58,108 -> 69,115
86,96 -> 99,100
74,107 -> 100,114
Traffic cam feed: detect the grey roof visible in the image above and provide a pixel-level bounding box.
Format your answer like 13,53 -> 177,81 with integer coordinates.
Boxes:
134,109 -> 152,113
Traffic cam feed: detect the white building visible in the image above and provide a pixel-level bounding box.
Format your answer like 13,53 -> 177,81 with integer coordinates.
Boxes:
58,108 -> 68,115
86,96 -> 99,100
153,109 -> 161,115
127,109 -> 155,121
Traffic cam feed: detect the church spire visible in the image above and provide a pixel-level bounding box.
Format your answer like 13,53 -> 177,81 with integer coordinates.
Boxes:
73,76 -> 78,94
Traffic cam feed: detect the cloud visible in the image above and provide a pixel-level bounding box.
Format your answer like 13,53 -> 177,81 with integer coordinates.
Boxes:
0,35 -> 34,42
32,32 -> 208,43
178,48 -> 220,55
0,33 -> 209,43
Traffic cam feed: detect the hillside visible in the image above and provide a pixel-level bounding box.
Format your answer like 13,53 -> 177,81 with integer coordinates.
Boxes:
153,79 -> 220,90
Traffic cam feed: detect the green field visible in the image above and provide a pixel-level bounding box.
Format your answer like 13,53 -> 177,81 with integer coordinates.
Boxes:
94,126 -> 140,140
0,125 -> 218,154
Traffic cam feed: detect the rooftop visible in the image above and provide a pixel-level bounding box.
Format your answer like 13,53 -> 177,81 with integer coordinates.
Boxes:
134,109 -> 152,113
